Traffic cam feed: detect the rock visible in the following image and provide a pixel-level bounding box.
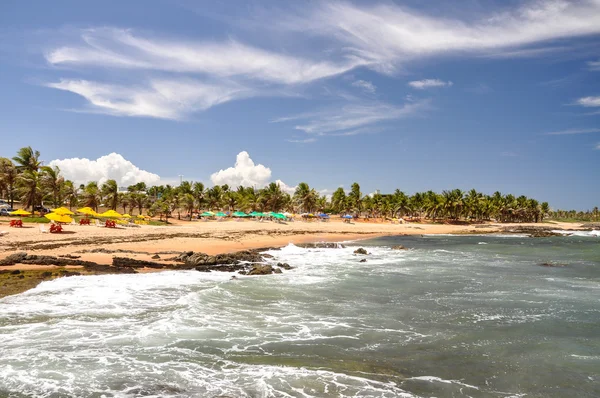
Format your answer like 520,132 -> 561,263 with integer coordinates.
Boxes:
40,271 -> 53,279
273,268 -> 282,274
59,270 -> 81,277
58,254 -> 81,259
17,275 -> 24,279
83,263 -> 137,274
391,245 -> 408,250
248,264 -> 274,275
10,270 -> 21,275
539,262 -> 567,267
151,254 -> 160,259
174,251 -> 194,262
0,252 -> 27,266
186,250 -> 264,267
359,259 -> 367,263
296,242 -> 346,249
501,226 -> 563,238
353,248 -> 368,255
112,257 -> 165,269
276,262 -> 292,270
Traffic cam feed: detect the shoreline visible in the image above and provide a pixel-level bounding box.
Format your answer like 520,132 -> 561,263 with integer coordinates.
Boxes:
0,219 -> 588,298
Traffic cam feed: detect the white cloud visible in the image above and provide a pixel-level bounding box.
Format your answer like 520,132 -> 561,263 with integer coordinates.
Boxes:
589,60 -> 600,71
351,80 -> 376,93
49,153 -> 161,186
596,143 -> 600,150
46,28 -> 363,85
46,78 -> 251,120
408,79 -> 453,89
275,179 -> 297,195
210,151 -> 272,187
287,138 -> 317,144
283,1 -> 600,72
545,128 -> 600,135
275,100 -> 429,136
577,96 -> 600,107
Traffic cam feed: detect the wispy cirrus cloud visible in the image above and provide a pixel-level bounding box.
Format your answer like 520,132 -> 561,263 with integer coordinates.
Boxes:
409,79 -> 453,89
545,128 -> 600,135
596,143 -> 600,150
280,0 -> 600,73
46,78 -> 252,120
589,60 -> 600,71
351,80 -> 376,93
46,28 -> 363,85
576,96 -> 600,107
274,100 -> 429,137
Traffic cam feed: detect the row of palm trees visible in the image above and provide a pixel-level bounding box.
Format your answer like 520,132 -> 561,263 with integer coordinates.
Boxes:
0,146 -> 579,224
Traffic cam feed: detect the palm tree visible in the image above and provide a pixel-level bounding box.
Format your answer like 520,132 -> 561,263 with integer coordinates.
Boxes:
348,182 -> 362,215
40,165 -> 65,208
331,187 -> 346,214
0,157 -> 18,208
63,180 -> 79,210
192,182 -> 205,210
260,182 -> 287,211
13,146 -> 42,211
101,179 -> 119,210
80,182 -> 101,211
293,182 -> 318,213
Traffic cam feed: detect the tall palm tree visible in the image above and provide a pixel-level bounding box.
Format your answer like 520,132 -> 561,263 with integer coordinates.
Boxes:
331,187 -> 346,214
13,146 -> 42,211
293,182 -> 318,213
0,157 -> 18,208
260,182 -> 287,211
63,180 -> 79,210
40,165 -> 65,208
81,182 -> 101,211
101,179 -> 119,210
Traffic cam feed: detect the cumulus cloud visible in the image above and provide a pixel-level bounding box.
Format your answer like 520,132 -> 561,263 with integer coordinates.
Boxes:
49,153 -> 161,186
275,179 -> 297,195
47,78 -> 251,120
408,79 -> 453,89
210,151 -> 272,187
352,80 -> 376,93
576,96 -> 600,107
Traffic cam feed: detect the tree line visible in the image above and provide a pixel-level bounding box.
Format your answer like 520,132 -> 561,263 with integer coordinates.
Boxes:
2,146 -> 594,224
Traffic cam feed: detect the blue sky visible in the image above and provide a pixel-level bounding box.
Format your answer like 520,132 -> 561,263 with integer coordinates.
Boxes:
0,0 -> 599,210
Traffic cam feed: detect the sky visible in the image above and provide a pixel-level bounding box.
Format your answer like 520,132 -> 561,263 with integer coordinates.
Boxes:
0,0 -> 599,210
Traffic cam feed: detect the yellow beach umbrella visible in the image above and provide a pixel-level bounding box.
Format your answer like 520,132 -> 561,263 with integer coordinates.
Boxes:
137,214 -> 150,219
77,207 -> 99,217
122,214 -> 132,219
9,209 -> 31,216
99,210 -> 123,218
45,213 -> 73,223
53,207 -> 74,215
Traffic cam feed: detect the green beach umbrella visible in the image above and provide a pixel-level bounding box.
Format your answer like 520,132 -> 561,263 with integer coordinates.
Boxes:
233,211 -> 247,217
272,213 -> 286,219
215,212 -> 227,217
201,211 -> 215,217
249,211 -> 264,217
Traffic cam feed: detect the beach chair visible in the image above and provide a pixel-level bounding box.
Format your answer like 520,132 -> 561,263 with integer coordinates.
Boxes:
39,224 -> 48,233
95,219 -> 101,227
0,230 -> 9,236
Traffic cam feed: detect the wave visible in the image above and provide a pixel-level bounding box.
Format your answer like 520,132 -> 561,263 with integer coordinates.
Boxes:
551,230 -> 600,237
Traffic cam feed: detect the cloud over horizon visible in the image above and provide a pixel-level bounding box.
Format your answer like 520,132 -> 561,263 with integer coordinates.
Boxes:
49,153 -> 161,186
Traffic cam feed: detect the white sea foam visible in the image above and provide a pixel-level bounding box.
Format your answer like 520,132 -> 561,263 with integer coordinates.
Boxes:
552,230 -> 600,237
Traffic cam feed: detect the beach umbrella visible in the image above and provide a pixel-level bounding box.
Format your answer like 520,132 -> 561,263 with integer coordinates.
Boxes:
99,210 -> 123,218
9,209 -> 31,216
233,211 -> 247,217
45,213 -> 73,223
272,213 -> 286,219
215,212 -> 227,217
201,211 -> 215,217
318,213 -> 330,218
53,207 -> 74,216
77,207 -> 99,217
121,214 -> 132,219
136,214 -> 150,219
249,211 -> 265,217
342,214 -> 353,219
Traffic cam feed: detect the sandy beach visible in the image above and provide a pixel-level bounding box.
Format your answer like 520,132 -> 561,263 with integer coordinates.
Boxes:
0,217 -> 584,269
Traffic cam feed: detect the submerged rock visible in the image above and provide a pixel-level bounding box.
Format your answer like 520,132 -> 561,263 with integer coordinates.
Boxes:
539,262 -> 567,267
359,259 -> 367,263
391,245 -> 408,250
276,262 -> 292,270
353,248 -> 368,255
296,242 -> 346,249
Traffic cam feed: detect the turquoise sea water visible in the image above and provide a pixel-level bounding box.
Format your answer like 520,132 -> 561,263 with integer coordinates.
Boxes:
0,232 -> 598,397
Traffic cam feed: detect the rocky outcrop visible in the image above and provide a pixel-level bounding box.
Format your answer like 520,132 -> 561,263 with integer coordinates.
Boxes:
353,248 -> 368,255
248,264 -> 275,275
296,242 -> 346,249
0,252 -> 98,267
276,262 -> 292,270
359,259 -> 367,263
501,226 -> 563,237
112,257 -> 165,269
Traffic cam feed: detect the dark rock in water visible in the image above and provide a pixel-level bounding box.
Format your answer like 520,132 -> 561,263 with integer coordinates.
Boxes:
273,268 -> 282,274
17,275 -> 24,279
59,270 -> 81,277
174,251 -> 194,262
353,248 -> 368,255
10,270 -> 21,275
539,262 -> 567,267
40,271 -> 53,279
151,254 -> 160,259
0,252 -> 100,267
112,257 -> 165,269
248,264 -> 274,275
501,226 -> 563,237
391,245 -> 408,250
296,242 -> 346,249
359,259 -> 367,263
276,262 -> 292,270
186,250 -> 265,266
83,263 -> 137,274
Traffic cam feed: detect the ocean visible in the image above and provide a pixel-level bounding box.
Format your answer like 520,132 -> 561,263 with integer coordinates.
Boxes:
0,232 -> 599,397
